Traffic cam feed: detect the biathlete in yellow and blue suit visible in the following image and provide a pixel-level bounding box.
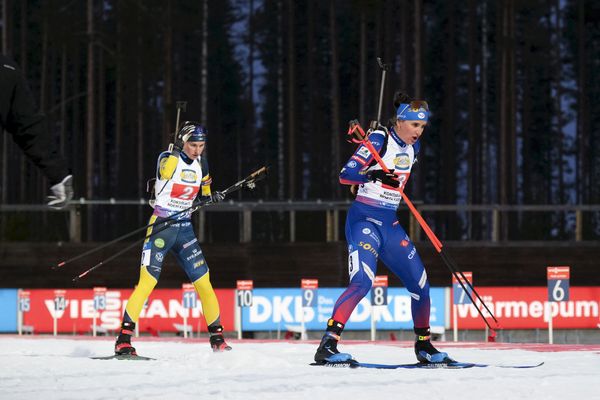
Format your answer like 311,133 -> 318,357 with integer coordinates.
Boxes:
114,121 -> 231,355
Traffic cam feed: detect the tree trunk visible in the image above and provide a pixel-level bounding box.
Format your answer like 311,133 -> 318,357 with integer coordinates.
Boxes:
1,0 -> 9,208
72,44 -> 81,202
576,0 -> 587,205
60,45 -> 67,160
98,49 -> 106,198
467,0 -> 480,237
137,0 -> 144,201
359,6 -> 366,125
399,1 -> 408,92
522,22 -> 531,205
38,5 -> 49,199
329,0 -> 340,198
245,0 -> 255,195
413,0 -> 425,202
553,0 -> 564,233
277,0 -> 284,200
481,0 -> 489,238
114,0 -> 123,195
442,1 -> 456,215
498,0 -> 516,239
86,0 -> 95,240
414,0 -> 423,98
1,0 -> 8,53
19,0 -> 27,72
163,0 -> 173,144
287,1 -> 295,199
201,0 -> 208,124
19,0 -> 28,202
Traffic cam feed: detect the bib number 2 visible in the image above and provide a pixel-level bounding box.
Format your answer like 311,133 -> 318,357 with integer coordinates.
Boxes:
171,184 -> 199,200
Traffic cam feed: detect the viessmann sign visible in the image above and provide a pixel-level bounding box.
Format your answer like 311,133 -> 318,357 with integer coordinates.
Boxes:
20,289 -> 235,333
452,287 -> 600,329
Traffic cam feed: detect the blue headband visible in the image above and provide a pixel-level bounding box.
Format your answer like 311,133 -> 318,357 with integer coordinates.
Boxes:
396,101 -> 429,121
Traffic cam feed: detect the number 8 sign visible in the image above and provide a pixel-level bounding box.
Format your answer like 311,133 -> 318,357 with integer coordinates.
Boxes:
547,266 -> 570,302
371,276 -> 388,306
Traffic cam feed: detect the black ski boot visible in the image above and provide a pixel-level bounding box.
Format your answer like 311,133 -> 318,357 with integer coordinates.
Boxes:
414,327 -> 450,363
208,325 -> 232,352
314,319 -> 353,364
114,321 -> 137,356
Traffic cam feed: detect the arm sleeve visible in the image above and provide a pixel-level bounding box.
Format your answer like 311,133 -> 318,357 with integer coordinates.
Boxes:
200,155 -> 212,197
339,131 -> 386,185
158,150 -> 179,180
1,57 -> 69,184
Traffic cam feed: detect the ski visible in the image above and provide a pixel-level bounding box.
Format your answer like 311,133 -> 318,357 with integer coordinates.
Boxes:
310,360 -> 544,370
91,354 -> 155,361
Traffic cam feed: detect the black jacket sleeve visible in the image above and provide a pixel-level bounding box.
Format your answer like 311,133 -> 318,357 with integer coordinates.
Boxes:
1,54 -> 69,185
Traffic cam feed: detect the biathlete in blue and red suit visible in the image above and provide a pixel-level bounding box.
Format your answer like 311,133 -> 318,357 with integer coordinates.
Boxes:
114,121 -> 232,355
314,92 -> 451,364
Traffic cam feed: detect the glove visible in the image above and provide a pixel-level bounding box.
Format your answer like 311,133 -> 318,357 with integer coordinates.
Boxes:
173,124 -> 195,152
47,175 -> 74,209
210,191 -> 225,203
366,169 -> 399,188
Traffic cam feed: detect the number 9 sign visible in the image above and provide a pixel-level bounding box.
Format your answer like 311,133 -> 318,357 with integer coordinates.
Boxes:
301,279 -> 318,307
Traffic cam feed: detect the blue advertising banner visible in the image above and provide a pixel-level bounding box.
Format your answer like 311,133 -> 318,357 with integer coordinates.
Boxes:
0,289 -> 18,332
241,287 -> 446,331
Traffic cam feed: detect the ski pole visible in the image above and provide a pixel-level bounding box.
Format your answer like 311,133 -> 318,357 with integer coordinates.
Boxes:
72,217 -> 178,282
67,166 -> 268,279
57,167 -> 268,270
54,196 -> 207,269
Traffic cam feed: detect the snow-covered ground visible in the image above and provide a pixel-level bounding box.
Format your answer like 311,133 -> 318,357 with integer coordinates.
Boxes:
0,336 -> 598,400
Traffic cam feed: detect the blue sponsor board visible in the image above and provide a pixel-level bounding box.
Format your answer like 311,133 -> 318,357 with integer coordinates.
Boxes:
453,282 -> 474,305
0,289 -> 18,332
241,287 -> 446,331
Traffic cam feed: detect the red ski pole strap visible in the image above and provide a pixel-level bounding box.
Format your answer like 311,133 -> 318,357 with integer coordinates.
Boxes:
347,120 -> 367,143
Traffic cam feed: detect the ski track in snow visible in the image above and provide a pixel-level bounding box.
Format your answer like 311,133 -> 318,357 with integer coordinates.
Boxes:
0,337 -> 598,400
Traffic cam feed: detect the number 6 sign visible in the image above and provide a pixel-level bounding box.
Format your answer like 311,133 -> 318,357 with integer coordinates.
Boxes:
546,266 -> 570,344
547,266 -> 570,302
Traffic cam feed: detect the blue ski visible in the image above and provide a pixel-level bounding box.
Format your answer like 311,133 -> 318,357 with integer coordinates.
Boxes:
311,360 -> 543,369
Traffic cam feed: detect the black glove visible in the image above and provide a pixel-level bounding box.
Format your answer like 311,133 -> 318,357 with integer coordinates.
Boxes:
47,175 -> 74,209
210,191 -> 225,203
173,124 -> 196,152
366,169 -> 399,188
